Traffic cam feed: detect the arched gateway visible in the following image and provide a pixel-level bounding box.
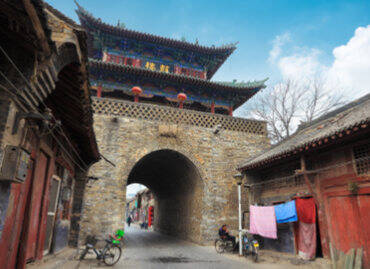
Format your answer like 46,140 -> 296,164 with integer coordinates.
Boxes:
75,3 -> 270,245
128,149 -> 203,242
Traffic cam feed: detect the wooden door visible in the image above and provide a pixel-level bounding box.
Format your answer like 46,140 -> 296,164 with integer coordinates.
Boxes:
328,194 -> 369,265
43,176 -> 61,255
25,151 -> 50,261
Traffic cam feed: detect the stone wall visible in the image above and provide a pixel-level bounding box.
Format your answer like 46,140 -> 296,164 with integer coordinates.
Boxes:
79,98 -> 270,245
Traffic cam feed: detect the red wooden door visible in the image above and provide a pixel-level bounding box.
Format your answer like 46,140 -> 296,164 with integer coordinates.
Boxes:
357,194 -> 370,266
25,151 -> 50,261
328,194 -> 369,266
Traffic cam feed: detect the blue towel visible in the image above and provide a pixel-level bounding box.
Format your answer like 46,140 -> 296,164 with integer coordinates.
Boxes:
274,200 -> 298,223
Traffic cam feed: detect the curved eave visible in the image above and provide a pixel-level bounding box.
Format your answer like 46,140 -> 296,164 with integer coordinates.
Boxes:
75,3 -> 236,79
89,59 -> 266,95
238,120 -> 370,171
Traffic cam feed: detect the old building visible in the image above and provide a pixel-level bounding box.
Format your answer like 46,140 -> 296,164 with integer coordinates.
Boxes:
75,3 -> 270,245
239,94 -> 370,267
127,189 -> 155,227
0,1 -> 99,268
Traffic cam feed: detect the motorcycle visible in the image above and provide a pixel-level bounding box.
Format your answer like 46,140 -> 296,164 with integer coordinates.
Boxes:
240,229 -> 259,262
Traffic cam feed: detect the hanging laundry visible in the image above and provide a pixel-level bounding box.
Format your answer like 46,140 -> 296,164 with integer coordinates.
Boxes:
249,205 -> 277,239
295,198 -> 317,260
274,200 -> 298,223
295,198 -> 316,223
297,221 -> 317,260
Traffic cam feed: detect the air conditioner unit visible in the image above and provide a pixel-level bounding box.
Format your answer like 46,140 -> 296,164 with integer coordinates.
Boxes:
0,145 -> 31,183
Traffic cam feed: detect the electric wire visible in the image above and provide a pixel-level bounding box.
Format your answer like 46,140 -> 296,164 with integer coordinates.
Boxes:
0,45 -> 89,172
0,45 -> 89,168
1,70 -> 88,172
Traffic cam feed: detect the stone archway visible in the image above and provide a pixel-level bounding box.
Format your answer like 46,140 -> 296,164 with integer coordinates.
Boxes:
127,149 -> 204,243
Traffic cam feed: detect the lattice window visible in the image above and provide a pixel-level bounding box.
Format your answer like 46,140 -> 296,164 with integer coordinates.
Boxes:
353,143 -> 370,175
92,98 -> 267,134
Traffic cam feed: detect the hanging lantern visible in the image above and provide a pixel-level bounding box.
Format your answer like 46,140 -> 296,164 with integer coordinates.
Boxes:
177,93 -> 187,109
131,86 -> 142,102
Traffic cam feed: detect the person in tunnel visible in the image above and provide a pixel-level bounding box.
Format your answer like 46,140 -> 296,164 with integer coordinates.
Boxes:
127,215 -> 132,227
218,224 -> 236,249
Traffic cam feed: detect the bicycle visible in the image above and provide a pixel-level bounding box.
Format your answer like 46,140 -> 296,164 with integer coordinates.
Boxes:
215,236 -> 236,254
79,229 -> 124,266
241,229 -> 259,262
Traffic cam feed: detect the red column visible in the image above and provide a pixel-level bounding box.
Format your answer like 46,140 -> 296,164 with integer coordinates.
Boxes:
97,85 -> 102,98
229,106 -> 233,116
179,101 -> 183,109
211,102 -> 215,114
124,57 -> 127,65
134,95 -> 139,103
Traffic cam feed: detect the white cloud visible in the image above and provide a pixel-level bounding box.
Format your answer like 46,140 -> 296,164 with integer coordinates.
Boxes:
278,48 -> 324,80
270,25 -> 370,99
268,32 -> 291,63
327,25 -> 370,97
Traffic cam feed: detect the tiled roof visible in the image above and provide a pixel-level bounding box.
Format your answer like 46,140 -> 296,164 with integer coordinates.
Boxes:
239,93 -> 370,170
43,1 -> 80,28
75,2 -> 236,54
75,1 -> 236,79
216,79 -> 269,89
89,59 -> 267,108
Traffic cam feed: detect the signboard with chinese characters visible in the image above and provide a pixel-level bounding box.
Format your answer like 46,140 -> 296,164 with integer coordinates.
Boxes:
144,61 -> 170,73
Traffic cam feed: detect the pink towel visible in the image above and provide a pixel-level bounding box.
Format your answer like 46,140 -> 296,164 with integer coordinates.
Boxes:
249,205 -> 277,239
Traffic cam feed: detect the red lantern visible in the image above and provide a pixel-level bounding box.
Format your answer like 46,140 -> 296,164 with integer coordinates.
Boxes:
131,86 -> 143,102
177,93 -> 187,109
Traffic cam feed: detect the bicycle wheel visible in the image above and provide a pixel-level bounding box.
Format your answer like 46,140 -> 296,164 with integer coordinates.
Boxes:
215,239 -> 225,254
79,247 -> 88,260
251,245 -> 258,263
103,245 -> 122,266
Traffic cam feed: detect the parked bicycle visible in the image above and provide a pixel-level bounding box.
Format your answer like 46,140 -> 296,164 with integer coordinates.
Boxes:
241,229 -> 259,262
79,229 -> 124,266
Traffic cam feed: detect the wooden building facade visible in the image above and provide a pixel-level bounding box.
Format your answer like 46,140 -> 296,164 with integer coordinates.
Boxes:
239,94 -> 370,267
0,1 -> 99,268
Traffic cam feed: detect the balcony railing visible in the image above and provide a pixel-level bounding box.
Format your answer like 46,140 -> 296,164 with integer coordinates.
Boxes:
92,97 -> 267,135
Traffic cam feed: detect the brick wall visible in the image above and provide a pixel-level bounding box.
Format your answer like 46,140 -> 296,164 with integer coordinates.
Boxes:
79,99 -> 269,245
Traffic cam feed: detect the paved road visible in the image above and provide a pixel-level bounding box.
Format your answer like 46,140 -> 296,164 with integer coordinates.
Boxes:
78,225 -> 290,269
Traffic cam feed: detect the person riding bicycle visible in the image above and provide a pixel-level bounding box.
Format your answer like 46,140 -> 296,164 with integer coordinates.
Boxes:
218,224 -> 236,247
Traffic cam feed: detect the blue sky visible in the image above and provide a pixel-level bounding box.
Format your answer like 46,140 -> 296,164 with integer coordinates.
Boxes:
46,0 -> 369,85
45,0 -> 369,196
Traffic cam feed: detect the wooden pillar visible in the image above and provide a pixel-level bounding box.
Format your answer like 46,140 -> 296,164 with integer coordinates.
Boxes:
299,155 -> 319,208
97,85 -> 102,98
211,102 -> 215,114
229,106 -> 233,116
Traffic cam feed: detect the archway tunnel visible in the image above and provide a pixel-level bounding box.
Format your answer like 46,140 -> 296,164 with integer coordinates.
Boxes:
127,149 -> 204,243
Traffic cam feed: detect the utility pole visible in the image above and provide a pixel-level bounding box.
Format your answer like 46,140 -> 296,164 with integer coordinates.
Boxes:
234,173 -> 244,256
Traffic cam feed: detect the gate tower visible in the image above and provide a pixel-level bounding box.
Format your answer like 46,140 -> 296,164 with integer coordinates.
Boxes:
75,3 -> 270,244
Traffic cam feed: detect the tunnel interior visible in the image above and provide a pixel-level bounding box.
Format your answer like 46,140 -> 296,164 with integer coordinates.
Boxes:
127,149 -> 203,243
